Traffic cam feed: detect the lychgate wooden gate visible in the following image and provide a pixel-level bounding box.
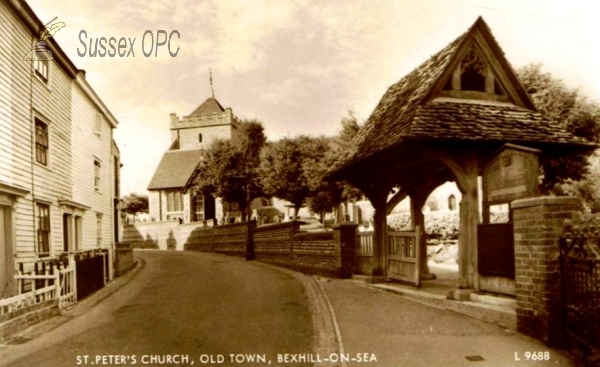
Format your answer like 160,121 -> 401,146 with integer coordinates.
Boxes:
387,227 -> 421,286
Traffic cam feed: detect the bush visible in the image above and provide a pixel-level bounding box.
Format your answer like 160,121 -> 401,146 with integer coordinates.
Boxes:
387,210 -> 509,240
387,211 -> 459,239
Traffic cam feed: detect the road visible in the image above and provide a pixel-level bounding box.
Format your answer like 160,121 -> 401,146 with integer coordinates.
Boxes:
4,251 -> 315,367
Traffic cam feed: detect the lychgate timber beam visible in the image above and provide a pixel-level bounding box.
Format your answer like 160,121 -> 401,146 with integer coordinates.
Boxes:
386,188 -> 408,215
433,152 -> 479,289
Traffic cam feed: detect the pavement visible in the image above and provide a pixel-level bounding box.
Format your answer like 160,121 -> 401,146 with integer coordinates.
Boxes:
318,277 -> 576,367
0,257 -> 146,365
1,251 -> 580,367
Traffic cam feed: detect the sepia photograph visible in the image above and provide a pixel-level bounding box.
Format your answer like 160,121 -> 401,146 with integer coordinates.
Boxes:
1,0 -> 599,366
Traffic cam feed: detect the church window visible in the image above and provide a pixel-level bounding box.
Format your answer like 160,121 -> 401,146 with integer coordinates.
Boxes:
448,194 -> 457,211
199,133 -> 203,143
167,191 -> 183,212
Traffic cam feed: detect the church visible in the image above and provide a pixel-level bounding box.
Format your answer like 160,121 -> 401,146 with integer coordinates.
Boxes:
147,89 -> 241,224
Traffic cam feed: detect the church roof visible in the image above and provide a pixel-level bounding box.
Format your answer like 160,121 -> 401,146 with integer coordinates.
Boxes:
329,17 -> 594,177
190,97 -> 225,116
147,150 -> 204,190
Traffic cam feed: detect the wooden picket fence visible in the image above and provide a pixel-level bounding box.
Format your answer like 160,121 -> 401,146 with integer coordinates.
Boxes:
0,252 -> 86,317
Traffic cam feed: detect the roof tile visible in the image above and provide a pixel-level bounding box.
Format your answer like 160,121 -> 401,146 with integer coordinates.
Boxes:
329,18 -> 593,177
147,150 -> 204,190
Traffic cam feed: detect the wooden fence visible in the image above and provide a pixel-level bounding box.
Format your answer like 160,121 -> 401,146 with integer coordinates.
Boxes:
1,249 -> 108,317
1,254 -> 76,316
356,231 -> 375,275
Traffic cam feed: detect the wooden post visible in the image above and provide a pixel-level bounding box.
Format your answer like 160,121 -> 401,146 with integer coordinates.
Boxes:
371,192 -> 388,281
437,153 -> 479,290
458,160 -> 479,290
481,174 -> 491,224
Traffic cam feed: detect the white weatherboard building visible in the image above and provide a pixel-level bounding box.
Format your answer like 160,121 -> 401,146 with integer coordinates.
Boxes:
0,0 -> 121,298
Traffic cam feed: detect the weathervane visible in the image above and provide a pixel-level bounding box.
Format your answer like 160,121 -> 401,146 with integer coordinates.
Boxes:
209,69 -> 215,98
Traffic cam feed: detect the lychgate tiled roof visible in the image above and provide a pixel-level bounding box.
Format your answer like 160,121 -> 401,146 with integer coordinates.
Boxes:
329,26 -> 467,174
329,17 -> 593,177
410,101 -> 591,145
147,150 -> 204,190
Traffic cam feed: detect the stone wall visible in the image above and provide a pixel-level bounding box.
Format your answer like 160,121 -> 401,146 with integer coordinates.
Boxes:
292,232 -> 338,276
0,300 -> 60,343
114,243 -> 135,277
124,219 -> 358,277
178,222 -> 249,257
122,221 -> 181,250
213,223 -> 248,257
511,196 -> 580,345
183,221 -> 358,278
254,222 -> 299,267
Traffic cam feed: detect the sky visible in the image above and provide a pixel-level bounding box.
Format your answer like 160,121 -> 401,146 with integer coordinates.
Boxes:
28,0 -> 600,196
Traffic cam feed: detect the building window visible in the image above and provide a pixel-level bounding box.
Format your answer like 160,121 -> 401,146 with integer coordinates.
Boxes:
95,112 -> 103,135
36,203 -> 50,256
166,191 -> 183,212
35,118 -> 49,166
198,133 -> 203,143
34,59 -> 49,83
96,213 -> 102,247
94,159 -> 101,190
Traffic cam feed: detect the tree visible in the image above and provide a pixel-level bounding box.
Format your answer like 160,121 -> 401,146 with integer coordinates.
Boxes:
339,110 -> 361,145
337,111 -> 364,204
305,148 -> 344,223
516,63 -> 600,193
190,119 -> 266,221
559,150 -> 600,213
121,193 -> 148,223
260,136 -> 330,220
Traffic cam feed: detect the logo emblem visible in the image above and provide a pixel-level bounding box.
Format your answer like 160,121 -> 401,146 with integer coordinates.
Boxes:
23,21 -> 66,61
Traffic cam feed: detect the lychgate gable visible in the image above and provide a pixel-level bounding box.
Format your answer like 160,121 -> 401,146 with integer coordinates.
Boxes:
426,17 -> 535,110
441,45 -> 507,100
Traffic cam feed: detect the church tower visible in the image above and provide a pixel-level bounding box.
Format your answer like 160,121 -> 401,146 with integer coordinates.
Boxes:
168,80 -> 240,151
148,72 -> 239,223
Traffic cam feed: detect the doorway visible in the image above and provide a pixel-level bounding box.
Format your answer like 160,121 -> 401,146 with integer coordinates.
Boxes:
1,206 -> 14,297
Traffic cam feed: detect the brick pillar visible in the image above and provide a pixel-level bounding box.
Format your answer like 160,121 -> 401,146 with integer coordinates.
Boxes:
333,223 -> 358,278
511,196 -> 580,345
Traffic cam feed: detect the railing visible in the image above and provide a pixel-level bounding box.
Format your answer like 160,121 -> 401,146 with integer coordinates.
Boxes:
2,253 -> 79,316
0,275 -> 57,316
357,232 -> 373,256
2,248 -> 110,318
16,255 -> 69,294
560,217 -> 600,361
